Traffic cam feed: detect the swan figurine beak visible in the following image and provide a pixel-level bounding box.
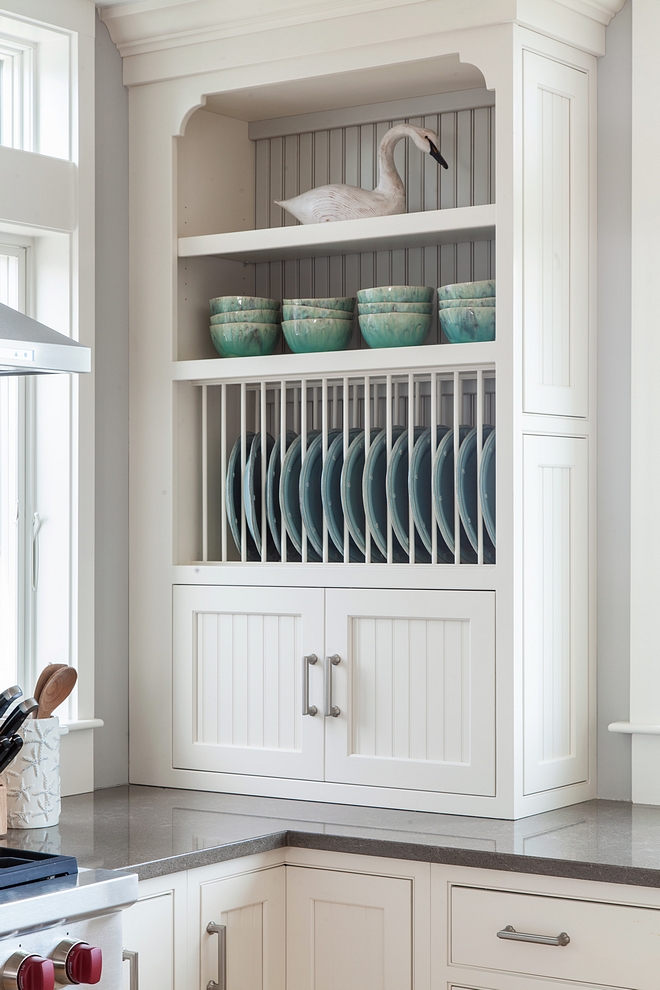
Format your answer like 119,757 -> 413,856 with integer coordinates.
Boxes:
427,138 -> 449,170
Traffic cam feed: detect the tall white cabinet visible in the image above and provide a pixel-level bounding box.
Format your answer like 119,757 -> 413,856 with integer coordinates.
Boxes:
101,0 -> 624,818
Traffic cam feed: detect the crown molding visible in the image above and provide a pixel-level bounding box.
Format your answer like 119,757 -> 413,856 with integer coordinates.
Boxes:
99,0 -> 626,61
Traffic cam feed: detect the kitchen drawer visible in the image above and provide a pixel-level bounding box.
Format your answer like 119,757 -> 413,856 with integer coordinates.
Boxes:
451,884 -> 660,989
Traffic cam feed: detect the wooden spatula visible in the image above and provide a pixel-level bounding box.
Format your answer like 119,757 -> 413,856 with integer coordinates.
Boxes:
37,666 -> 78,719
33,663 -> 67,706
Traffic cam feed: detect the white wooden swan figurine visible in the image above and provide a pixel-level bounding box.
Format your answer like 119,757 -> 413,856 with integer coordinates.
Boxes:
275,124 -> 449,225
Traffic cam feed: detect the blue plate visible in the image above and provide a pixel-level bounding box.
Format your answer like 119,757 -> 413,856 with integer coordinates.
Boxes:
300,431 -> 342,561
341,430 -> 384,561
363,427 -> 408,562
226,433 -> 259,560
432,426 -> 475,563
409,426 -> 453,563
266,431 -> 298,558
321,429 -> 363,562
280,432 -> 321,560
457,425 -> 495,563
244,433 -> 276,558
386,427 -> 428,561
480,428 -> 496,546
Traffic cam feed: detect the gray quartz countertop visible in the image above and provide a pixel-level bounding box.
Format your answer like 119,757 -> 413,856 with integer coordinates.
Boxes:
7,785 -> 660,888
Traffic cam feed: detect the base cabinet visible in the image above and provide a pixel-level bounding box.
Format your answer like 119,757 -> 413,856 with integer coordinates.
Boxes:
125,850 -> 660,990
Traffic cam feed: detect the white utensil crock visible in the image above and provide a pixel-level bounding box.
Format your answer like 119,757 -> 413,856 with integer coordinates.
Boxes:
1,717 -> 61,828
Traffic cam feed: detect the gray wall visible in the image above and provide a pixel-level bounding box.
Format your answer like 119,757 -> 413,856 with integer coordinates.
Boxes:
94,11 -> 129,788
597,0 -> 632,800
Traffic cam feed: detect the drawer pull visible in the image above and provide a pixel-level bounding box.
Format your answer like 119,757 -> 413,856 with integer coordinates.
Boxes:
302,654 -> 318,716
324,654 -> 341,717
206,922 -> 226,990
497,925 -> 570,947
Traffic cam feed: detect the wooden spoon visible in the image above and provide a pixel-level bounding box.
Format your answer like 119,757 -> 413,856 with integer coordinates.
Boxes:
33,663 -> 68,706
37,666 -> 78,719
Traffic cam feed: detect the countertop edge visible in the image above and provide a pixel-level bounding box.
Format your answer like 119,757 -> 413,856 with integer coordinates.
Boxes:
128,828 -> 660,888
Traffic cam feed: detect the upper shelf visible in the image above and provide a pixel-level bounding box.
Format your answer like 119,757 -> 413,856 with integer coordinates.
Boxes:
177,204 -> 496,263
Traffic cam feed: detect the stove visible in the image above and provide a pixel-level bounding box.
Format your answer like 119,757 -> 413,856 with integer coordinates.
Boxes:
0,849 -> 137,990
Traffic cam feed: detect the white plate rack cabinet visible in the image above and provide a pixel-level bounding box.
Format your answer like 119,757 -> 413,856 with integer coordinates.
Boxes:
106,0 -> 607,818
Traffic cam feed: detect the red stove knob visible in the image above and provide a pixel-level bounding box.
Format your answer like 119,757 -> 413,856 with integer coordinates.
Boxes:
2,953 -> 55,990
52,941 -> 102,986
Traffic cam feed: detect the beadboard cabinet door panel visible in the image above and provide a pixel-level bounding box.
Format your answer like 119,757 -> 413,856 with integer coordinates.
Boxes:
173,585 -> 325,779
523,435 -> 589,795
286,865 -> 412,990
522,51 -> 590,418
196,867 -> 286,990
324,589 -> 496,796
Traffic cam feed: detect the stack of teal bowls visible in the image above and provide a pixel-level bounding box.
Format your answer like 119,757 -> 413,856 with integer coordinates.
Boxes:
209,296 -> 281,357
281,297 -> 355,353
437,279 -> 496,343
357,286 -> 434,347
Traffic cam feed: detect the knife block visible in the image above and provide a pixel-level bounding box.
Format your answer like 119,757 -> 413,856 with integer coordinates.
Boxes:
0,783 -> 6,835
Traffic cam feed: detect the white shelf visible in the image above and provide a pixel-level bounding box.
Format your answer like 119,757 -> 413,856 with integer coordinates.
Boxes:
177,205 -> 496,263
173,341 -> 497,384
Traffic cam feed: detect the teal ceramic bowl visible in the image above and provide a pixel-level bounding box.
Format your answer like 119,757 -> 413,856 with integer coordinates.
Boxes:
210,295 -> 280,315
358,312 -> 432,348
209,321 -> 281,358
437,280 -> 495,300
283,305 -> 353,321
211,308 -> 280,324
439,306 -> 496,343
357,285 -> 434,304
283,297 -> 355,312
282,318 -> 353,353
438,297 -> 496,309
358,301 -> 433,315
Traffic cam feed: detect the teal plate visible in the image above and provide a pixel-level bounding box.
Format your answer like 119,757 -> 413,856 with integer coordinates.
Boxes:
321,429 -> 363,562
300,430 -> 342,561
226,433 -> 259,561
480,428 -> 496,546
266,431 -> 299,559
457,425 -> 495,562
432,426 -> 476,563
244,432 -> 276,558
341,430 -> 384,561
409,426 -> 453,562
386,427 -> 428,561
363,427 -> 408,562
280,432 -> 321,560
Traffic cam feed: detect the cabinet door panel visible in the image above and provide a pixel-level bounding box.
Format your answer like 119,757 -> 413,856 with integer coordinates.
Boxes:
523,51 -> 590,417
198,867 -> 285,990
325,589 -> 495,795
122,893 -> 174,990
287,865 -> 412,990
173,585 -> 324,779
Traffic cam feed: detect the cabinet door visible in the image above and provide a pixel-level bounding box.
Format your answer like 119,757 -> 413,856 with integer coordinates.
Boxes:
325,589 -> 495,795
287,865 -> 412,990
197,866 -> 285,990
173,585 -> 324,779
122,892 -> 175,990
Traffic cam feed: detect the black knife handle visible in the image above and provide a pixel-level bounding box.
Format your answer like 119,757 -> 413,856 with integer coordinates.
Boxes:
0,698 -> 38,738
0,735 -> 23,774
0,686 -> 22,719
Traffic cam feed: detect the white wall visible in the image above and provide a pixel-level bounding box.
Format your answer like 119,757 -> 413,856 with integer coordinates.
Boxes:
597,0 -> 632,800
94,11 -> 129,787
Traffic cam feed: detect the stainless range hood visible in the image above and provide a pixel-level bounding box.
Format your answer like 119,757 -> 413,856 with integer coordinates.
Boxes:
0,301 -> 91,375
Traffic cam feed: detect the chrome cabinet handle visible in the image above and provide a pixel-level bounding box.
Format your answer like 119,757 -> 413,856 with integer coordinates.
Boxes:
324,654 -> 341,717
122,950 -> 139,990
303,654 -> 318,716
497,925 -> 570,947
206,922 -> 226,990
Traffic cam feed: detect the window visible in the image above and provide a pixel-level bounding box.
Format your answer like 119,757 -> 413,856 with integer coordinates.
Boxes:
0,38 -> 34,150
